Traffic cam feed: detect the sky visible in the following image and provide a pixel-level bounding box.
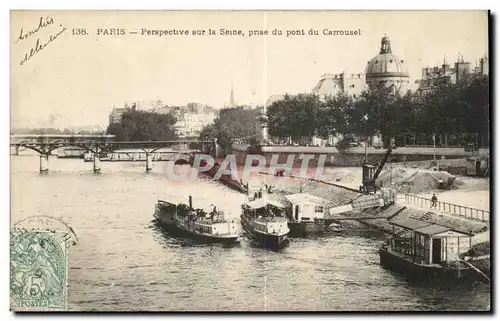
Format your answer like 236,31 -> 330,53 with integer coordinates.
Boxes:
10,10 -> 488,128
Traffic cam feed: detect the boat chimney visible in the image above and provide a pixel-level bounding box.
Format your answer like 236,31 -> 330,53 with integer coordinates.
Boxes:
189,195 -> 193,209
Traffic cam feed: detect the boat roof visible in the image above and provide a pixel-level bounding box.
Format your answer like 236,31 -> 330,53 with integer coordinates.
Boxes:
245,198 -> 285,209
285,193 -> 329,205
389,217 -> 473,236
157,200 -> 176,206
413,224 -> 451,236
389,217 -> 432,230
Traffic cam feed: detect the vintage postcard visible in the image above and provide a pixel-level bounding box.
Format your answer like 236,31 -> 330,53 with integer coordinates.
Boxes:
10,10 -> 490,312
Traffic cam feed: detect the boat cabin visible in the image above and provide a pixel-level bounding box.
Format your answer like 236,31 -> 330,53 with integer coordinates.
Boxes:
242,198 -> 288,235
388,217 -> 473,265
284,193 -> 329,223
196,211 -> 237,235
243,198 -> 286,219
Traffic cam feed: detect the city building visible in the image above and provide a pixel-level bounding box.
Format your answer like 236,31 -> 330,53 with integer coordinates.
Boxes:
109,100 -> 167,124
263,35 -> 409,147
416,55 -> 488,93
174,110 -> 217,138
109,106 -> 126,124
312,72 -> 367,99
365,35 -> 410,95
156,106 -> 175,115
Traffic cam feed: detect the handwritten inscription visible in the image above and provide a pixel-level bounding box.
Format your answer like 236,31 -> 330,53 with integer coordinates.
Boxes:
15,16 -> 54,43
15,16 -> 67,66
19,26 -> 67,66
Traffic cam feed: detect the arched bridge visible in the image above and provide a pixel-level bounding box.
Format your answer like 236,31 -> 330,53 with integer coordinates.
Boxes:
10,134 -> 216,173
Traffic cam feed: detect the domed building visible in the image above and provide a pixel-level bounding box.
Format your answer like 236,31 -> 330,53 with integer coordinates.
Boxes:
365,35 -> 410,94
312,72 -> 367,99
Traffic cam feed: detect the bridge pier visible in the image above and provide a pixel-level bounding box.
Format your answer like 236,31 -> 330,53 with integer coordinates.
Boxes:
93,155 -> 101,173
39,154 -> 49,172
15,145 -> 19,155
146,153 -> 153,171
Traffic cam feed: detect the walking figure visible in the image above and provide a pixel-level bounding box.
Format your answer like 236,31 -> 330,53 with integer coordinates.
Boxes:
431,193 -> 438,208
437,178 -> 445,189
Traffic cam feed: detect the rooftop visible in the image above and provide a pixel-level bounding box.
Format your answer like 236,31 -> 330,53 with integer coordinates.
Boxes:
285,193 -> 330,205
244,198 -> 285,210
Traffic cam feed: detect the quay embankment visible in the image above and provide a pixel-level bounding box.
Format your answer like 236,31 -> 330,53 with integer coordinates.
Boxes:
230,143 -> 489,167
255,164 -> 490,276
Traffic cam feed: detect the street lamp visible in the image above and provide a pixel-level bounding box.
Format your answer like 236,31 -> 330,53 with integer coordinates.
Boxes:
433,133 -> 438,170
363,114 -> 369,163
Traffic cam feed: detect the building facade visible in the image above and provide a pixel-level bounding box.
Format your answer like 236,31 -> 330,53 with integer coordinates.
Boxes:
173,105 -> 217,138
312,72 -> 367,99
263,35 -> 408,148
416,55 -> 488,93
109,106 -> 126,124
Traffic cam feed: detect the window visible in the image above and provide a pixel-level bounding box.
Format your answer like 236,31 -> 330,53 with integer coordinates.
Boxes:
314,206 -> 324,213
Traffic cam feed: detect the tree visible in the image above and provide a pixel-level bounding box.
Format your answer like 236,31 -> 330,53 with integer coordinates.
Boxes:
350,83 -> 398,148
198,106 -> 261,149
392,91 -> 421,146
460,74 -> 489,146
266,94 -> 294,143
266,93 -> 321,144
106,109 -> 177,141
316,92 -> 355,138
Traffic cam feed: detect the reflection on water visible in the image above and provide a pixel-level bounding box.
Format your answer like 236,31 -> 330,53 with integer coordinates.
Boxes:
10,156 -> 490,311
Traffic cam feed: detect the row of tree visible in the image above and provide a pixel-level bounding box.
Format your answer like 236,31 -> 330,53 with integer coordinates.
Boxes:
198,106 -> 262,150
106,109 -> 178,141
266,74 -> 489,148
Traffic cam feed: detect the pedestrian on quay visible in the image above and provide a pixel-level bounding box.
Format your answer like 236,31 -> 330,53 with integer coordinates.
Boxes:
431,193 -> 438,208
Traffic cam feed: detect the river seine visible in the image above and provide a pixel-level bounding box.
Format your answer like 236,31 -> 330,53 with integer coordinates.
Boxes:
11,156 -> 490,311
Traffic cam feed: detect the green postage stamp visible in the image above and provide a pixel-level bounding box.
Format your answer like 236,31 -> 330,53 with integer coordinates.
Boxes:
10,231 -> 69,311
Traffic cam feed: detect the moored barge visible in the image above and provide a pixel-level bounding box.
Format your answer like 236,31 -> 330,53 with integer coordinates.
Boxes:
241,197 -> 290,250
154,196 -> 241,244
379,216 -> 481,282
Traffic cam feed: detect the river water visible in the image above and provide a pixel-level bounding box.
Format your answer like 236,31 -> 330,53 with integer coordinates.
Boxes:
11,155 -> 490,311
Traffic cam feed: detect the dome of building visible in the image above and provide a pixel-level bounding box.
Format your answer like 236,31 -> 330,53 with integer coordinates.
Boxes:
365,35 -> 409,93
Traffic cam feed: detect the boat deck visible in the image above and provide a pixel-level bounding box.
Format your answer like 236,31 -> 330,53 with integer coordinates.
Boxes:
254,217 -> 288,223
382,246 -> 468,269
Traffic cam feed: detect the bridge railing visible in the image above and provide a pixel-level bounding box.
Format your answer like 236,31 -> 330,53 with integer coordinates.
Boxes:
404,193 -> 489,222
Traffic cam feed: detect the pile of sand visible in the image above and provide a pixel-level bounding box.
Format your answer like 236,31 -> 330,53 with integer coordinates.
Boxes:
329,170 -> 358,184
376,168 -> 458,194
261,176 -> 359,207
